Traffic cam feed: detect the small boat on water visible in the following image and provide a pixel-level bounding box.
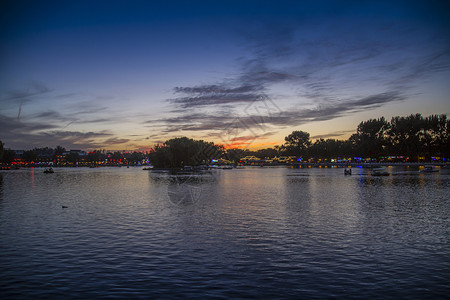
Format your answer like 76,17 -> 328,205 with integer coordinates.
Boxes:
344,168 -> 352,175
372,167 -> 389,176
420,166 -> 438,173
43,167 -> 54,174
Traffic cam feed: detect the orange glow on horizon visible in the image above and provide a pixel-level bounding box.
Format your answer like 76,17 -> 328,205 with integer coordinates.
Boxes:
220,140 -> 281,150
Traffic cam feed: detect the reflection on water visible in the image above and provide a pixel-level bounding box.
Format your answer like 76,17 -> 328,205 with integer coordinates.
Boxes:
149,171 -> 216,206
0,173 -> 3,201
0,167 -> 449,298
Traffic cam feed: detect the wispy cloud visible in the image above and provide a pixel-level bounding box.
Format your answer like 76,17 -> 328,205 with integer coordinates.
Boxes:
311,130 -> 356,140
0,81 -> 51,103
156,92 -> 404,132
0,81 -> 52,119
0,113 -> 115,149
169,84 -> 266,108
389,48 -> 450,89
103,137 -> 130,145
31,110 -> 78,123
154,16 -> 448,148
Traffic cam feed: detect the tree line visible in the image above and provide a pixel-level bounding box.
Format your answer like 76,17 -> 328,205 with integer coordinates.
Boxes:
281,114 -> 449,162
148,113 -> 449,166
0,144 -> 147,165
1,113 -> 449,166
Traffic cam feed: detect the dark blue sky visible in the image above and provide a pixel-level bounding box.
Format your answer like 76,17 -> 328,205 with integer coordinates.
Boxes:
1,0 -> 449,150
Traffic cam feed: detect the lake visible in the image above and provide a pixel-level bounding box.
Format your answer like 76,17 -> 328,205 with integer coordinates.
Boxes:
1,166 -> 449,298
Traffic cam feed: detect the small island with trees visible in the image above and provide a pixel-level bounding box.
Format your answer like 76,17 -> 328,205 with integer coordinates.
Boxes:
1,113 -> 449,169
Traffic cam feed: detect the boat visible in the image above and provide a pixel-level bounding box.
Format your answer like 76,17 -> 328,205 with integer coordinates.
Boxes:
43,167 -> 54,174
344,168 -> 352,175
420,166 -> 438,173
371,167 -> 389,176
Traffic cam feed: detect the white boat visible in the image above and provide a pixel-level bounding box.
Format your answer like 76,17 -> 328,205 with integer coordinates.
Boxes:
372,167 -> 389,176
420,166 -> 438,173
43,167 -> 54,174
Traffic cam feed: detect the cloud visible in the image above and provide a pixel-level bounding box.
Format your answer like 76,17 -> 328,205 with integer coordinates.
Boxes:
103,137 -> 130,145
228,131 -> 275,143
350,92 -> 404,108
26,107 -> 116,130
152,91 -> 404,142
169,93 -> 265,108
229,135 -> 258,142
0,113 -> 114,149
156,15 -> 437,146
310,130 -> 356,140
0,114 -> 58,134
66,101 -> 109,115
389,48 -> 450,88
37,131 -> 113,149
173,84 -> 260,95
169,83 -> 267,108
264,91 -> 405,127
238,59 -> 302,85
0,81 -> 51,103
0,82 -> 52,118
81,118 -> 112,123
31,110 -> 78,123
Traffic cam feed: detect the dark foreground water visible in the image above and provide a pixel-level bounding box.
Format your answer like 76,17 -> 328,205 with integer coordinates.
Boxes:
0,166 -> 449,299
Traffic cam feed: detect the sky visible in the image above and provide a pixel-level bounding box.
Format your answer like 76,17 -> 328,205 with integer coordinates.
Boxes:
1,0 -> 449,151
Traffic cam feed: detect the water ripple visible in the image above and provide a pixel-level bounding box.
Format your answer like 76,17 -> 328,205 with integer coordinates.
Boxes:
0,167 -> 449,298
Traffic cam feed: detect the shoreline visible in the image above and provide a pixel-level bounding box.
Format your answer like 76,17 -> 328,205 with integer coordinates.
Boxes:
291,162 -> 448,168
1,162 -> 448,170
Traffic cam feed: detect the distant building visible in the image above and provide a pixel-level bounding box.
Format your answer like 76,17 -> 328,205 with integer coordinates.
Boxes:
68,150 -> 87,156
13,150 -> 24,157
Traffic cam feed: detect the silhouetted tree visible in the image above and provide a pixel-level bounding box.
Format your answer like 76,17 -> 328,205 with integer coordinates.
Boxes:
224,148 -> 252,163
444,118 -> 450,159
389,114 -> 424,161
111,152 -> 122,161
1,149 -> 15,164
87,150 -> 104,162
54,146 -> 66,158
283,131 -> 311,157
149,144 -> 171,168
422,114 -> 448,160
149,137 -> 223,168
22,150 -> 37,162
129,152 -> 144,164
66,152 -> 80,163
0,140 -> 4,161
255,147 -> 278,159
351,117 -> 389,158
309,139 -> 353,160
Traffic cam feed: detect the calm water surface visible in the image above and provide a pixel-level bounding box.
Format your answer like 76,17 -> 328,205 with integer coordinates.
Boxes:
1,166 -> 449,298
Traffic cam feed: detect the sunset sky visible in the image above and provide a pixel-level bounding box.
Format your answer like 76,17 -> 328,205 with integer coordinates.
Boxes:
1,0 -> 449,150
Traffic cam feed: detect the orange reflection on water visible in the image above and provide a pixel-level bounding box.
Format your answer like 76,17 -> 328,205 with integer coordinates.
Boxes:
31,167 -> 35,188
